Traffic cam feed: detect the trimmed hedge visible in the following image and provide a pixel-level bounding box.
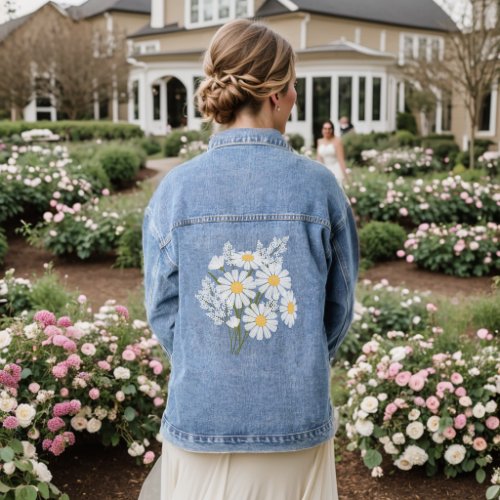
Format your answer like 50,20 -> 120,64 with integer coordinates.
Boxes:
396,112 -> 418,135
96,145 -> 144,188
359,221 -> 407,263
164,129 -> 211,157
0,121 -> 144,141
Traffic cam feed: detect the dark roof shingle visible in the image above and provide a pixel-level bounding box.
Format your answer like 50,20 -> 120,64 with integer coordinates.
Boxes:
67,0 -> 150,19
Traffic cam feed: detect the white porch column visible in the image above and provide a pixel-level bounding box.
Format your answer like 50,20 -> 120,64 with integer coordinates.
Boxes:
160,79 -> 168,131
435,93 -> 443,134
305,75 -> 313,147
151,0 -> 164,28
398,81 -> 405,113
93,90 -> 100,120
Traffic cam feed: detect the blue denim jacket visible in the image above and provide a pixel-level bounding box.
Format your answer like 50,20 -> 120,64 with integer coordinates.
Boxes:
143,128 -> 359,453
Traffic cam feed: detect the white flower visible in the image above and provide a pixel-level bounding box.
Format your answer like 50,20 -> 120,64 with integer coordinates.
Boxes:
379,436 -> 390,445
356,384 -> 367,395
0,396 -> 17,412
459,396 -> 472,407
408,409 -> 421,421
472,403 -> 486,418
371,466 -> 383,478
22,441 -> 37,459
242,303 -> 278,340
360,396 -> 379,414
113,367 -> 131,380
427,416 -> 440,432
444,444 -> 466,465
384,442 -> 399,454
395,457 -> 413,471
279,290 -> 297,327
31,461 -> 52,482
392,433 -> 406,445
0,329 -> 12,349
86,418 -> 102,434
389,346 -> 407,362
128,442 -> 145,457
226,316 -> 240,328
354,419 -> 374,437
406,421 -> 424,440
208,255 -> 224,270
15,404 -> 36,428
255,263 -> 291,300
404,445 -> 428,466
432,432 -> 445,444
485,401 -> 497,413
232,251 -> 262,270
469,368 -> 480,376
377,393 -> 388,401
71,416 -> 88,431
3,462 -> 15,475
217,270 -> 256,309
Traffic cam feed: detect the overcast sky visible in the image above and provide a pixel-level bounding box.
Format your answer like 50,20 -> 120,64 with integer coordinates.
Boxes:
0,0 -> 466,25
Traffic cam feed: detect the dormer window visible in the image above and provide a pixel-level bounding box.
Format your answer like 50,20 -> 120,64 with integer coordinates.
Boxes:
187,0 -> 253,27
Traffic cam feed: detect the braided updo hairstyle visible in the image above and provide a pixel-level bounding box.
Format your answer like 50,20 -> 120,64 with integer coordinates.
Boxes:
196,19 -> 295,125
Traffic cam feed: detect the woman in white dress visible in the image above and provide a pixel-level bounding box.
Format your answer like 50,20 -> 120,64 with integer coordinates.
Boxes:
316,120 -> 349,185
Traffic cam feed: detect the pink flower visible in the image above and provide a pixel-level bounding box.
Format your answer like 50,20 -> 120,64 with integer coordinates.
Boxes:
450,373 -> 463,385
53,334 -> 70,347
89,388 -> 100,400
122,349 -> 136,362
426,303 -> 438,313
102,188 -> 110,196
63,432 -> 75,446
47,417 -> 65,433
81,343 -> 96,356
49,435 -> 66,456
65,326 -> 83,339
68,400 -> 81,415
115,305 -> 129,319
472,437 -> 487,452
454,414 -> 467,430
485,417 -> 499,430
476,328 -> 489,339
396,250 -> 405,258
57,316 -> 73,328
409,375 -> 425,392
65,354 -> 82,368
143,451 -> 155,465
455,387 -> 467,397
414,397 -> 426,407
437,381 -> 454,397
42,439 -> 53,451
149,360 -> 163,375
52,364 -> 68,378
153,397 -> 164,407
406,255 -> 414,263
34,310 -> 56,328
395,371 -> 412,386
60,388 -> 69,397
443,426 -> 456,439
63,340 -> 77,352
53,402 -> 71,417
2,416 -> 19,429
97,360 -> 111,371
28,382 -> 40,394
44,325 -> 62,337
388,362 -> 402,378
77,295 -> 87,304
426,396 -> 440,413
399,207 -> 409,217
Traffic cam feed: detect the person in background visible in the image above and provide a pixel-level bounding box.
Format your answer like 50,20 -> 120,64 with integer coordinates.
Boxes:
339,116 -> 355,136
317,120 -> 349,185
141,19 -> 358,500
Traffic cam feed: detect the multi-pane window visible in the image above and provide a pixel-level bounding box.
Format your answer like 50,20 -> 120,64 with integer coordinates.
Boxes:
402,34 -> 443,63
372,77 -> 382,121
338,77 -> 352,120
312,77 -> 331,140
189,0 -> 250,25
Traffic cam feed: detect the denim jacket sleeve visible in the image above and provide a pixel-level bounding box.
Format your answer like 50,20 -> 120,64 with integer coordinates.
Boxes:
142,206 -> 179,360
324,201 -> 359,363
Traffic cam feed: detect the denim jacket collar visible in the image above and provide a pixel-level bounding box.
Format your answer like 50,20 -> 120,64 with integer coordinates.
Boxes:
208,127 -> 293,152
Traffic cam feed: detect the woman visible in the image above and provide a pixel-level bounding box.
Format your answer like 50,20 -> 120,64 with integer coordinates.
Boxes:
141,19 -> 358,500
317,120 -> 349,185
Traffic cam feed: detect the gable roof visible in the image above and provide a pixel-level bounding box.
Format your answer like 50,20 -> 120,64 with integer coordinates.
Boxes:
67,0 -> 150,20
299,39 -> 395,58
256,0 -> 458,32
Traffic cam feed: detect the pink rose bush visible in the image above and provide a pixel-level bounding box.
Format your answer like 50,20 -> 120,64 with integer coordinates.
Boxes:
0,301 -> 168,497
399,222 -> 499,277
344,327 -> 499,483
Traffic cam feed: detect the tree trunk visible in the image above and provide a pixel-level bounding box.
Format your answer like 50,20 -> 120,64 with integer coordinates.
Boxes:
10,106 -> 17,121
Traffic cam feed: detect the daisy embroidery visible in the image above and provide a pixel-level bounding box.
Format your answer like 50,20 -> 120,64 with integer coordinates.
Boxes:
255,263 -> 291,300
217,270 -> 256,309
242,303 -> 278,340
232,251 -> 262,270
279,290 -> 297,328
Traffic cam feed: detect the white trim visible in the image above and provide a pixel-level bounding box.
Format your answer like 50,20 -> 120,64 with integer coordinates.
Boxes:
151,0 -> 164,28
380,30 -> 386,53
105,12 -> 113,32
276,0 -> 298,11
477,81 -> 498,136
300,13 -> 310,50
185,0 -> 255,29
399,32 -> 444,65
133,40 -> 161,55
354,28 -> 361,45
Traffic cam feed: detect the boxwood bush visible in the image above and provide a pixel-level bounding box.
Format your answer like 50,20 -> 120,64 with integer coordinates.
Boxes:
164,129 -> 212,157
359,221 -> 407,263
96,146 -> 143,189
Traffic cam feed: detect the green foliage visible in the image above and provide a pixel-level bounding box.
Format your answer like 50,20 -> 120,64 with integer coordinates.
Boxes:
0,121 -> 143,141
0,228 -> 8,267
343,132 -> 390,164
115,213 -> 143,269
420,136 -> 459,163
470,292 -> 500,333
396,112 -> 418,135
96,146 -> 142,189
135,136 -> 162,156
359,222 -> 407,263
29,267 -> 75,316
393,130 -> 418,147
164,130 -> 210,157
285,133 -> 305,151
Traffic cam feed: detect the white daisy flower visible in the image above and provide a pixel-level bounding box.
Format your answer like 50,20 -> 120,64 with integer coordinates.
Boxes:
217,270 -> 256,309
255,263 -> 291,300
208,255 -> 224,270
226,316 -> 240,328
279,290 -> 297,327
242,303 -> 278,340
232,251 -> 262,270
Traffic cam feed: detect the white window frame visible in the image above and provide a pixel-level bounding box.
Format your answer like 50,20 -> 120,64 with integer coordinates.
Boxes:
133,40 -> 161,55
185,0 -> 254,29
477,81 -> 498,136
399,32 -> 444,65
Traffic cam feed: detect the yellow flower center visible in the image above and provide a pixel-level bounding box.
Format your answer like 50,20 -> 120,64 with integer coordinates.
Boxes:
242,253 -> 254,262
231,281 -> 244,294
287,302 -> 295,314
255,315 -> 267,327
268,275 -> 280,286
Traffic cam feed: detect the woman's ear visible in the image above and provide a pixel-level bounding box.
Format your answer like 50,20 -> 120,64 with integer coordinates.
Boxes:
270,93 -> 280,109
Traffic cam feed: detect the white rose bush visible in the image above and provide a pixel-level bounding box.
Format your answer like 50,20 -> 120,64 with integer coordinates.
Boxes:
0,296 -> 168,498
344,326 -> 499,485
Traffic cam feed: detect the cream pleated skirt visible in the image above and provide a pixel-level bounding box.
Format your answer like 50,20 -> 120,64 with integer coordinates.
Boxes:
139,439 -> 339,500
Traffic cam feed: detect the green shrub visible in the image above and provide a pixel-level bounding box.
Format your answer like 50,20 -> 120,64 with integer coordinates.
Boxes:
359,221 -> 407,262
285,133 -> 305,151
471,292 -> 500,333
396,112 -> 417,135
0,120 -> 143,141
96,145 -> 142,188
136,136 -> 162,156
164,130 -> 208,157
115,214 -> 143,269
393,130 -> 418,147
421,137 -> 459,162
0,228 -> 7,267
81,159 -> 111,192
343,132 -> 390,164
